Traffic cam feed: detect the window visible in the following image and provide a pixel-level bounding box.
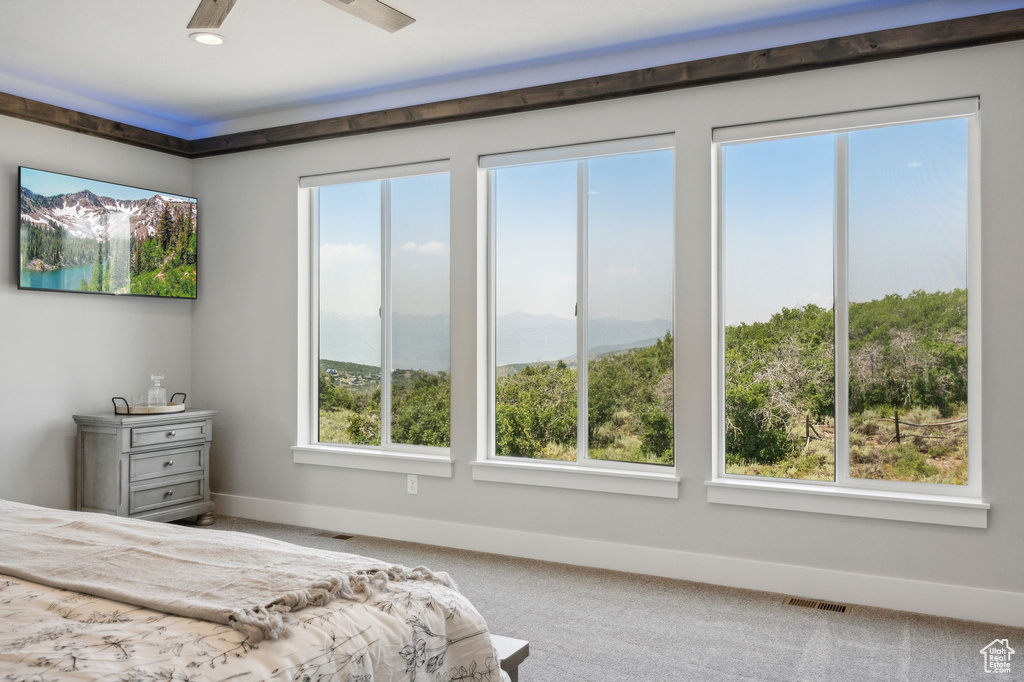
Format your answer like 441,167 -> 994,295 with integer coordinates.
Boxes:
717,99 -> 978,494
484,137 -> 675,468
310,163 -> 450,453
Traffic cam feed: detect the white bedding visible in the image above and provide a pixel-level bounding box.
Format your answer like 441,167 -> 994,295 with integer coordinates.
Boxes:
0,571 -> 510,681
0,499 -> 461,643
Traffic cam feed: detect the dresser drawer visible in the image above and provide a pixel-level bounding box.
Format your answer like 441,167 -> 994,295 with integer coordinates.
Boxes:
130,421 -> 207,449
130,445 -> 205,482
130,475 -> 205,514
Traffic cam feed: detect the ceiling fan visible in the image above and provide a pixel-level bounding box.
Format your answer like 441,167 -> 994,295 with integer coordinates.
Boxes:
188,0 -> 414,34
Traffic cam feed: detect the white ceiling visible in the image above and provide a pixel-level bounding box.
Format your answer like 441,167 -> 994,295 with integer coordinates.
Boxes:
0,0 -> 1019,138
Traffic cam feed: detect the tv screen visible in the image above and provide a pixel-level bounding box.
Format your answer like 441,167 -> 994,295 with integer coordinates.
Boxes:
18,167 -> 197,299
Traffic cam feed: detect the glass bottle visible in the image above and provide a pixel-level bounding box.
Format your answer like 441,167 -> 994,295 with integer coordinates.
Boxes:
148,375 -> 167,407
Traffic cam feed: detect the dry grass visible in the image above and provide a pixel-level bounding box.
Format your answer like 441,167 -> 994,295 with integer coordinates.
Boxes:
849,406 -> 967,485
317,408 -> 377,445
727,406 -> 967,485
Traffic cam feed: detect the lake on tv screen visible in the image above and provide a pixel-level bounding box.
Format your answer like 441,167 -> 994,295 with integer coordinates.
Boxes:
19,168 -> 197,299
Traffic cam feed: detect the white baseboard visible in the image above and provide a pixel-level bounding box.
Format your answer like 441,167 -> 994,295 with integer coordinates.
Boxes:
212,492 -> 1024,628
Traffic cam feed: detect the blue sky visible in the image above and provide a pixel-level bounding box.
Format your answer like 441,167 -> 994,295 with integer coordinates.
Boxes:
848,119 -> 968,304
494,160 -> 577,323
319,149 -> 674,327
317,118 -> 967,342
319,179 -> 382,323
390,174 -> 451,318
494,150 -> 674,323
318,173 -> 450,318
723,117 -> 968,325
21,168 -> 194,203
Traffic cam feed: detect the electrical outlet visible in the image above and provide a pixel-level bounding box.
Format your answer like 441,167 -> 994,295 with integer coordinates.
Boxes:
407,474 -> 418,495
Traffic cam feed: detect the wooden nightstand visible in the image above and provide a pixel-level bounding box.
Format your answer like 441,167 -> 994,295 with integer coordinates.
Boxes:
73,409 -> 216,525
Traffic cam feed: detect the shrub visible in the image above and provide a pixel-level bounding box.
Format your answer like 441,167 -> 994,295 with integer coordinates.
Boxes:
496,364 -> 577,457
889,445 -> 940,479
391,371 -> 450,447
640,409 -> 673,458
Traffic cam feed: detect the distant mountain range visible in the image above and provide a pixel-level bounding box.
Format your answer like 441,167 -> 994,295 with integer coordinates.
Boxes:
20,187 -> 195,242
320,311 -> 671,371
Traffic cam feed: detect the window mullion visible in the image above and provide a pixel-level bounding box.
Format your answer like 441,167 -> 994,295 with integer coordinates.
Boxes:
312,188 -> 321,445
381,180 -> 392,446
577,160 -> 589,463
834,133 -> 851,484
488,172 -> 498,458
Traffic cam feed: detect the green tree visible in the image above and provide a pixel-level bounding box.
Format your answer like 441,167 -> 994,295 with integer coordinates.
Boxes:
391,371 -> 451,447
496,363 -> 577,458
346,387 -> 381,445
724,290 -> 967,469
157,206 -> 174,252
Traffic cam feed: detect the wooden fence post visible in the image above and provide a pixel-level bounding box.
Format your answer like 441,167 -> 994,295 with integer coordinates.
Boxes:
894,409 -> 901,444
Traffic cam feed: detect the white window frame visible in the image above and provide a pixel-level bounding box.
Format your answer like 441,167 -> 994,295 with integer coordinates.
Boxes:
472,136 -> 681,498
293,160 -> 453,477
708,99 -> 987,527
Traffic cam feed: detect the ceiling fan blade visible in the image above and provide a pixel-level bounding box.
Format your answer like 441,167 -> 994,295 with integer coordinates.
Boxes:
187,0 -> 237,29
320,0 -> 415,33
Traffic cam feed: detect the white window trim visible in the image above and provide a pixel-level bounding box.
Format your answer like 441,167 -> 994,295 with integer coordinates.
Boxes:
294,160 -> 453,477
705,478 -> 988,528
293,444 -> 453,477
472,459 -> 679,498
709,99 -> 986,525
711,98 -> 978,144
300,160 -> 450,188
477,135 -> 680,498
480,134 -> 674,169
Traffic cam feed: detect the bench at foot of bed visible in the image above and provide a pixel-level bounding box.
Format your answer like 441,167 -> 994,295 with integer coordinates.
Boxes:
492,635 -> 529,682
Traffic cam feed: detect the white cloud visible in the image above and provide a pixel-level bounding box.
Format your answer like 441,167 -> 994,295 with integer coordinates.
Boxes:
320,242 -> 373,263
608,266 -> 639,276
807,291 -> 833,307
907,161 -> 923,168
399,241 -> 448,255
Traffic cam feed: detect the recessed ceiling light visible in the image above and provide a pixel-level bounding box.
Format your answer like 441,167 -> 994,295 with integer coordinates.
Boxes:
189,32 -> 225,46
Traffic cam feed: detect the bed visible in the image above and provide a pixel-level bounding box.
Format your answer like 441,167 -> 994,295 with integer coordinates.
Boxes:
0,500 -> 510,682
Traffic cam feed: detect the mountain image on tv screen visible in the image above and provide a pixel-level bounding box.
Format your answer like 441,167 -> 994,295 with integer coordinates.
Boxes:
18,167 -> 197,299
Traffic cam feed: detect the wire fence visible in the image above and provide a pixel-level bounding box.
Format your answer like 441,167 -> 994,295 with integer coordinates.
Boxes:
801,410 -> 966,446
879,409 -> 966,445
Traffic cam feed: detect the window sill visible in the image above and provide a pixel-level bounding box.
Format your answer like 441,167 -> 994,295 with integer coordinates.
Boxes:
705,477 -> 988,528
471,459 -> 679,498
292,445 -> 453,478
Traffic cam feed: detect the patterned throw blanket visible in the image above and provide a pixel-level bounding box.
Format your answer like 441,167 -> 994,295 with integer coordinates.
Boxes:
0,500 -> 455,643
0,565 -> 507,681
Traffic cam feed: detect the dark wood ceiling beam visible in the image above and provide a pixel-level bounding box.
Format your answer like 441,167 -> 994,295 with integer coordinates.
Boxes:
187,8 -> 1024,157
1,9 -> 1022,159
0,91 -> 191,157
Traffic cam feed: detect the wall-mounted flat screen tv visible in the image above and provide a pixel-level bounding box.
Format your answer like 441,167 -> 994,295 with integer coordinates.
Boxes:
18,167 -> 197,299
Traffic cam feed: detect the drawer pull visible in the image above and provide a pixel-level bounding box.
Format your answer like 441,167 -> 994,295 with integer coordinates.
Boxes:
165,489 -> 175,497
165,460 -> 174,467
167,431 -> 177,438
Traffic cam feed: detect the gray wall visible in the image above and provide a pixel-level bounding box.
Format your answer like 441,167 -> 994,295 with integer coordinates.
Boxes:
0,116 -> 193,508
191,41 -> 1024,596
3,40 -> 1018,598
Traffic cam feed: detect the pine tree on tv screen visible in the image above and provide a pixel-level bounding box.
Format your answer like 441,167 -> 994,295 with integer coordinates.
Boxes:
18,167 -> 197,299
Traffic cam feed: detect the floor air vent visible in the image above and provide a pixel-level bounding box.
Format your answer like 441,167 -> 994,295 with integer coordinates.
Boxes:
314,530 -> 355,540
784,596 -> 848,613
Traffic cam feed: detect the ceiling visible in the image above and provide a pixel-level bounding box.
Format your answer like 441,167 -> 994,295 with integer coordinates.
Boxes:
0,0 -> 1020,138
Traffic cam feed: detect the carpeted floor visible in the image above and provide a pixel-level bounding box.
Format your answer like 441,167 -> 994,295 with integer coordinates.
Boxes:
204,515 -> 1021,682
